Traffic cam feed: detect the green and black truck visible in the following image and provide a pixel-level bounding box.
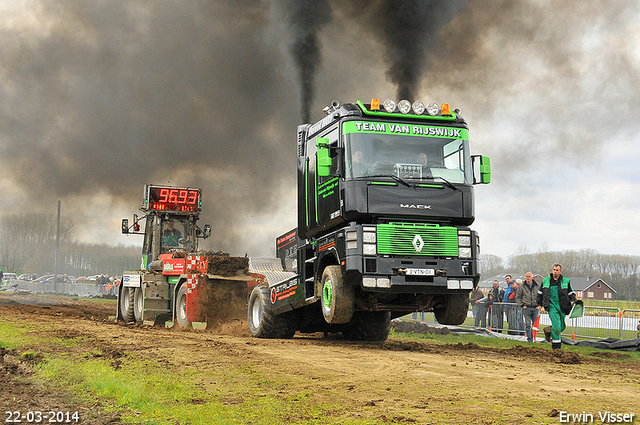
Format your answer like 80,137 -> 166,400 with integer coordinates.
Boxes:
247,98 -> 491,341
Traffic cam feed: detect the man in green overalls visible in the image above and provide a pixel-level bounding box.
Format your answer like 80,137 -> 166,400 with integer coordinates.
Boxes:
537,264 -> 577,350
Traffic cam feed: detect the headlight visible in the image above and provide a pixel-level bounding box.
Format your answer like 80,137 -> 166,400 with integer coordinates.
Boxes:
346,241 -> 358,250
383,99 -> 396,113
363,277 -> 376,288
458,236 -> 471,246
459,247 -> 472,258
363,244 -> 377,255
346,231 -> 357,241
426,102 -> 440,116
398,99 -> 411,114
363,232 -> 376,243
412,101 -> 425,115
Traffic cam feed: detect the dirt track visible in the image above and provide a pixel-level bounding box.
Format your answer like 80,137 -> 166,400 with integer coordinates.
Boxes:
1,292 -> 639,424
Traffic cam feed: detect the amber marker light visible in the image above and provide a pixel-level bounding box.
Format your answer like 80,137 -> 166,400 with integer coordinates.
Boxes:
370,98 -> 380,110
441,103 -> 451,115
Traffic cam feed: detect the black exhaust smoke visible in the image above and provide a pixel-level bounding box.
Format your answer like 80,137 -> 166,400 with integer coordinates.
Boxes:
336,0 -> 466,100
271,0 -> 332,123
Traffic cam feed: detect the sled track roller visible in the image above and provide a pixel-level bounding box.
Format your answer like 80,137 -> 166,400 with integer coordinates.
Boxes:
249,257 -> 297,287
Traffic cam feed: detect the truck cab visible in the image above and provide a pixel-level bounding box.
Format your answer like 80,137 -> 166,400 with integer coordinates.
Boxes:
248,99 -> 491,340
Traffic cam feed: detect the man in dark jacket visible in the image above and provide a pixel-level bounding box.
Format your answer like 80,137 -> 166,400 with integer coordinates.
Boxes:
470,285 -> 486,328
537,264 -> 576,350
488,280 -> 504,332
516,272 -> 541,342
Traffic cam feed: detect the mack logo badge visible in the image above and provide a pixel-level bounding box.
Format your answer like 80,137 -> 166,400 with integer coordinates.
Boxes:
400,204 -> 431,209
412,235 -> 425,252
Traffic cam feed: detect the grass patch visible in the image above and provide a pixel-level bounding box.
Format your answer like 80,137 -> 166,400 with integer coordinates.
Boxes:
391,328 -> 640,361
2,319 -> 386,425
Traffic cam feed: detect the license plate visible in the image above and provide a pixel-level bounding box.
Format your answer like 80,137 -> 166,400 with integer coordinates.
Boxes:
405,268 -> 435,276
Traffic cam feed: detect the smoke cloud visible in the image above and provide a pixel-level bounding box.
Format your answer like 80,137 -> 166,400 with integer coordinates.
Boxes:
1,0 -> 639,258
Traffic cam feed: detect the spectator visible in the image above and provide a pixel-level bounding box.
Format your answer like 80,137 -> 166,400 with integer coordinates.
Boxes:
537,264 -> 576,350
470,285 -> 486,328
516,272 -> 541,342
487,280 -> 504,332
503,277 -> 519,334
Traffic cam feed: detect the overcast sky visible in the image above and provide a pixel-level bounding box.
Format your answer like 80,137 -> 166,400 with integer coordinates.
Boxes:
1,0 -> 639,263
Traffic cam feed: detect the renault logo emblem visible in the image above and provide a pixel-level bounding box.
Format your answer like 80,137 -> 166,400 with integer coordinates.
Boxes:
412,235 -> 424,252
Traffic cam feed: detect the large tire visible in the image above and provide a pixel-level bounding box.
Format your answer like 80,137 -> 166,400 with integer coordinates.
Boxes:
434,293 -> 470,325
343,311 -> 391,341
133,287 -> 144,322
119,286 -> 135,323
175,284 -> 192,329
320,265 -> 354,324
248,284 -> 297,339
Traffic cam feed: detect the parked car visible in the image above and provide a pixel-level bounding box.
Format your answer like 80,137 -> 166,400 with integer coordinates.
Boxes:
18,273 -> 37,281
33,274 -> 55,284
2,272 -> 18,282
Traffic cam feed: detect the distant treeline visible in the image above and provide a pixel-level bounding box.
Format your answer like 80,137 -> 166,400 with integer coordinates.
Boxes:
0,212 -> 139,277
480,247 -> 640,301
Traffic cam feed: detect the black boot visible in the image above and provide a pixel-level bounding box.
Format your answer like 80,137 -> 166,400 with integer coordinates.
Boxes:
552,342 -> 561,350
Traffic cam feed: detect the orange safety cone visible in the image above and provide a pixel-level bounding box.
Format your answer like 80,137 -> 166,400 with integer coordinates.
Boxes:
572,332 -> 577,341
532,315 -> 540,339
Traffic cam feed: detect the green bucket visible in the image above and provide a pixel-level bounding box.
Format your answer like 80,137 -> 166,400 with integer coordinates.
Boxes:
569,300 -> 584,319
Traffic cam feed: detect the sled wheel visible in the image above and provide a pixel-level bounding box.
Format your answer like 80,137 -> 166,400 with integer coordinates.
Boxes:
133,287 -> 144,322
434,293 -> 469,325
119,286 -> 136,323
248,284 -> 297,339
175,284 -> 192,329
320,266 -> 354,324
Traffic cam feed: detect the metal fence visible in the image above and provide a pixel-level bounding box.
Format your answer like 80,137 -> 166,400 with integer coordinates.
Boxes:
409,302 -> 640,341
0,280 -> 117,297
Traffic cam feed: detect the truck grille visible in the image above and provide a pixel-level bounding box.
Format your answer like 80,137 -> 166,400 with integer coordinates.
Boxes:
377,222 -> 458,256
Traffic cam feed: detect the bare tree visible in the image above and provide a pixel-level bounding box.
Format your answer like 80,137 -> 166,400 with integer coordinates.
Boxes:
0,212 -> 74,273
479,254 -> 505,278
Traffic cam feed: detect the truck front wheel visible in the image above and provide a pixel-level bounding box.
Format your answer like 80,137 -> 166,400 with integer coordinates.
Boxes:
320,265 -> 354,325
175,284 -> 192,329
434,293 -> 469,326
248,284 -> 297,338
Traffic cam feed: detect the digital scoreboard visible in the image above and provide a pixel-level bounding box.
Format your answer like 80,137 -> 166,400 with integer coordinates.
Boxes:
143,185 -> 201,212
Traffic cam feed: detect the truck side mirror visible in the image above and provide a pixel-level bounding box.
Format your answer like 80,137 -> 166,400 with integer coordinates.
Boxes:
316,137 -> 332,177
472,155 -> 491,184
203,224 -> 211,239
121,219 -> 129,234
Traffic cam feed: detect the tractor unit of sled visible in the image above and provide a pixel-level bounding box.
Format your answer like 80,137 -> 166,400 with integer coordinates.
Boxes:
118,98 -> 491,341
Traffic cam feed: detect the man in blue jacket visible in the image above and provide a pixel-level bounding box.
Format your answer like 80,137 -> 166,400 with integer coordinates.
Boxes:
537,264 -> 576,350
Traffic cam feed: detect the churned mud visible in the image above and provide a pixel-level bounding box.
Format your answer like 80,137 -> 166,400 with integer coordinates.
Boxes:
1,292 -> 638,424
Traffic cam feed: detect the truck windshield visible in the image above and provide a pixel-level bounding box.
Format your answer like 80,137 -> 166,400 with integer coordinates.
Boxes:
344,125 -> 472,185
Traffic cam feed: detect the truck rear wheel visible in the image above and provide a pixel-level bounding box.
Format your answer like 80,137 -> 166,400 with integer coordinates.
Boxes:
320,265 -> 354,324
248,284 -> 297,339
175,284 -> 192,329
434,293 -> 469,326
343,311 -> 391,341
119,286 -> 135,323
